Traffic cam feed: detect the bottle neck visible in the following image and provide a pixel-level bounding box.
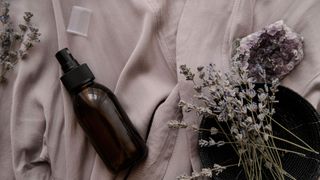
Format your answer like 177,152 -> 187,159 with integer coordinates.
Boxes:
59,63 -> 95,93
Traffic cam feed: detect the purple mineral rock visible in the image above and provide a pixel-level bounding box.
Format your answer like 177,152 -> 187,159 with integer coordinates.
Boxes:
232,20 -> 304,82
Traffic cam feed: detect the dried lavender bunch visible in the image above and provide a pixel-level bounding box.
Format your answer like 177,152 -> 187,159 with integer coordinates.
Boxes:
0,0 -> 41,83
169,62 -> 318,180
176,164 -> 229,180
232,20 -> 303,83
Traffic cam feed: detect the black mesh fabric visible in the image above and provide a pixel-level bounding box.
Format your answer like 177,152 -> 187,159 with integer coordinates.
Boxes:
198,84 -> 320,180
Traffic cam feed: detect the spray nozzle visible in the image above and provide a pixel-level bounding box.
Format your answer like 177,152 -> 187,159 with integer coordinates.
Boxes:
55,48 -> 80,73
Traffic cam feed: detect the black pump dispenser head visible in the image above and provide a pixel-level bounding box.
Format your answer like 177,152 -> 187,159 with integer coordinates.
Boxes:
55,48 -> 95,93
56,48 -> 80,73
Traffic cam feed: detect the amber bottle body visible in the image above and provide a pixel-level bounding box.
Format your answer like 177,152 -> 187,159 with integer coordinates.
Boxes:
55,48 -> 147,172
72,82 -> 147,172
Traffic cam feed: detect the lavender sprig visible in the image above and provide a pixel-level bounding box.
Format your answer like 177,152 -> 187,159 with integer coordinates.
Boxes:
0,0 -> 41,83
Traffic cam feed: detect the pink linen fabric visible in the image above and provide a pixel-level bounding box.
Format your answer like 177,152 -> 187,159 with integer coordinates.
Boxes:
0,0 -> 320,179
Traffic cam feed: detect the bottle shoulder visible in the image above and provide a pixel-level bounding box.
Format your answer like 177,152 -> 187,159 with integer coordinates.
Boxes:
89,82 -> 113,93
73,82 -> 115,108
75,82 -> 113,96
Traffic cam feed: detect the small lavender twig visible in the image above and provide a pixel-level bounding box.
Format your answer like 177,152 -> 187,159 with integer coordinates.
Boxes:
0,1 -> 40,83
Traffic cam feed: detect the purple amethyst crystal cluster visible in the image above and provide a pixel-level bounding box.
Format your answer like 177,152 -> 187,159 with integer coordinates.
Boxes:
232,20 -> 304,82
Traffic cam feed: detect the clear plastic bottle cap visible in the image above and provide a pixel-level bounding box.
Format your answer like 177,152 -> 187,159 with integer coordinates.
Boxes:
67,6 -> 92,37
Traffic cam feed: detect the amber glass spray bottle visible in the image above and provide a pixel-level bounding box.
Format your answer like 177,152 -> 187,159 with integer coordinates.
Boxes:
55,48 -> 147,172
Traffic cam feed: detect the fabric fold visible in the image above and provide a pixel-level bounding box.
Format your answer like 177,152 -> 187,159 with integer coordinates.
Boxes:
2,1 -> 320,180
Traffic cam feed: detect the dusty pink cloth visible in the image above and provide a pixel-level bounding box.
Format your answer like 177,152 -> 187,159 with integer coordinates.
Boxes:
1,0 -> 320,179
